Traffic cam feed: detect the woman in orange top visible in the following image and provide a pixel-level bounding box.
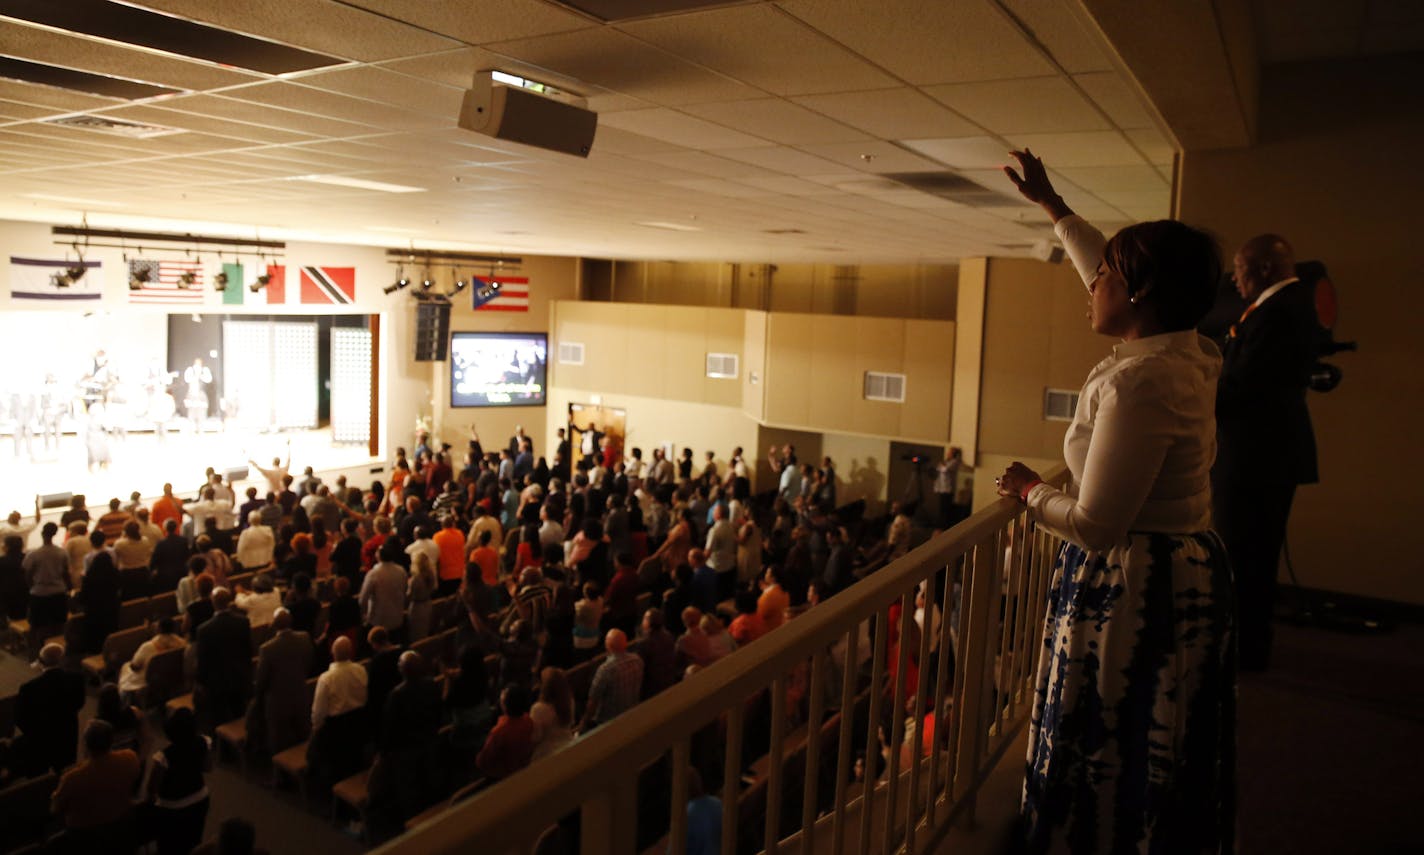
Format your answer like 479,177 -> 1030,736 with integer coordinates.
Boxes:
728,590 -> 766,646
310,519 -> 333,578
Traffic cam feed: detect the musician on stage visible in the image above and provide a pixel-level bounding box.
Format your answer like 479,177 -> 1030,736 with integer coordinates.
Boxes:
182,358 -> 213,433
143,362 -> 177,443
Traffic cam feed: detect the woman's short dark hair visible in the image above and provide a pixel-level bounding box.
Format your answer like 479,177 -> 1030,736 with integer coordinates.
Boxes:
1104,220 -> 1221,332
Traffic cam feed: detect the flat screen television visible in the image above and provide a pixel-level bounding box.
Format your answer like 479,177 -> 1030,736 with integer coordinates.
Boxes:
450,332 -> 548,408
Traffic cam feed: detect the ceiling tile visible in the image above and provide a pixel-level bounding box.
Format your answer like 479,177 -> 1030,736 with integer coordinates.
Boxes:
1055,165 -> 1166,193
0,80 -> 125,113
484,28 -> 758,105
599,108 -> 767,149
619,4 -> 895,96
338,0 -> 594,44
923,76 -> 1109,134
295,66 -> 465,118
1124,127 -> 1176,166
1009,130 -> 1145,167
584,125 -> 689,156
734,175 -> 836,196
663,178 -> 778,198
681,98 -> 872,145
790,88 -> 981,140
999,0 -> 1115,73
158,93 -> 381,138
1072,72 -> 1156,130
92,104 -> 317,145
900,136 -> 1013,170
777,0 -> 1055,85
792,140 -> 943,173
222,81 -> 447,130
715,146 -> 849,175
635,151 -> 779,179
135,0 -> 461,61
0,22 -> 262,92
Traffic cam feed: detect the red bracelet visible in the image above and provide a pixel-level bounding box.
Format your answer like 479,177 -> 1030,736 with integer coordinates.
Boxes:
1019,480 -> 1042,502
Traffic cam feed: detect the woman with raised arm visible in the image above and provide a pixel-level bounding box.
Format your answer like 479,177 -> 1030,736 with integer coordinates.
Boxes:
997,149 -> 1235,854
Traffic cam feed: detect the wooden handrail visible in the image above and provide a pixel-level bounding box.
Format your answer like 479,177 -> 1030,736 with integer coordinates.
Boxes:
377,464 -> 1069,855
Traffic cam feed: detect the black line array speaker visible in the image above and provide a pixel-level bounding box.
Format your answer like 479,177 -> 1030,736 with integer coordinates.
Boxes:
415,301 -> 451,362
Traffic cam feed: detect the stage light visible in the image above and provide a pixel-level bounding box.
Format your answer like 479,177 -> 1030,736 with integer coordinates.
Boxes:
249,272 -> 271,293
448,273 -> 468,297
474,279 -> 502,301
383,272 -> 411,296
52,264 -> 87,288
213,271 -> 228,291
129,267 -> 151,290
178,271 -> 197,287
421,272 -> 436,291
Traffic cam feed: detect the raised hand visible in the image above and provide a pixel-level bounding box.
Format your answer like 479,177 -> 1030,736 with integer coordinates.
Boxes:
1003,148 -> 1073,222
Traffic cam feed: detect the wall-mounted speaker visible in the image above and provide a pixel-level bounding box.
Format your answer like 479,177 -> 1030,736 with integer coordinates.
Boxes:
414,301 -> 451,362
458,71 -> 597,158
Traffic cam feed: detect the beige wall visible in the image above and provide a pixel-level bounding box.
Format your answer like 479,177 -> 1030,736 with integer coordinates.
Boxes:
976,257 -> 1114,460
1178,54 -> 1424,605
821,432 -> 892,515
761,312 -> 956,443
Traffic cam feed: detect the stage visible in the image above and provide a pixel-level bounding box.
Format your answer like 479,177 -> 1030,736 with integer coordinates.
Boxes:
0,425 -> 381,517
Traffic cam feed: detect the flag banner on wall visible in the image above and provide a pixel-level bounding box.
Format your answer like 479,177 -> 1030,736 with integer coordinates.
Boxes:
264,264 -> 288,304
8,256 -> 103,301
472,275 -> 529,312
222,262 -> 244,305
299,266 -> 356,304
128,258 -> 204,304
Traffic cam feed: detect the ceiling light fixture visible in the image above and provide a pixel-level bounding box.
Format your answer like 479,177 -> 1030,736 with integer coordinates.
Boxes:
635,221 -> 702,232
287,174 -> 426,194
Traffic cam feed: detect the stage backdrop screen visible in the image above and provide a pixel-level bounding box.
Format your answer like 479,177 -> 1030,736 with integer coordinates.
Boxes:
450,332 -> 547,408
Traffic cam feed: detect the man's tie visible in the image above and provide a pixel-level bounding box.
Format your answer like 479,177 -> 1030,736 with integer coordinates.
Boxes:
1227,302 -> 1258,340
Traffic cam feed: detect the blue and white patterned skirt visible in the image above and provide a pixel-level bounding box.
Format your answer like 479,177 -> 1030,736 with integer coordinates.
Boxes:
1022,531 -> 1236,854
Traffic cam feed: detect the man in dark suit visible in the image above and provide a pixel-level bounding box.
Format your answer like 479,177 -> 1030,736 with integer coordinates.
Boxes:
250,608 -> 314,755
364,626 -> 403,731
195,588 -> 253,728
14,643 -> 86,775
149,519 -> 190,593
369,651 -> 442,831
1212,233 -> 1319,671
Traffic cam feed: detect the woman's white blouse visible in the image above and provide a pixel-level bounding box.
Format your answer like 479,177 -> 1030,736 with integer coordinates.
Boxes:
1025,215 -> 1222,551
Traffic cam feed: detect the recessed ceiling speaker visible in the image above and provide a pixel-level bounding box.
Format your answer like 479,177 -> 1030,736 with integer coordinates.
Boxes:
458,71 -> 597,158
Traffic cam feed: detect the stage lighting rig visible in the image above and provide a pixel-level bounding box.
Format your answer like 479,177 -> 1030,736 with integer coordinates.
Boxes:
178,270 -> 197,288
384,268 -> 412,296
474,278 -> 502,301
420,270 -> 436,292
448,272 -> 469,298
129,265 -> 151,290
249,272 -> 271,293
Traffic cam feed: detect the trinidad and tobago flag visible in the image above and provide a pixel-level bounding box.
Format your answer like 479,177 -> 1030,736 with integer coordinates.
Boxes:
296,266 -> 356,304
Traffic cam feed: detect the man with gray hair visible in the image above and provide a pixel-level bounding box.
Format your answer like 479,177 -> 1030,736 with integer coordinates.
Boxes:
15,642 -> 85,775
251,608 -> 314,754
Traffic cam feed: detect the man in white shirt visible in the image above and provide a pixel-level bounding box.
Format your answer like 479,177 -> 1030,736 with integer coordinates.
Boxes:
133,508 -> 163,548
538,505 -> 565,549
466,506 -> 503,559
704,504 -> 738,601
235,574 -> 282,626
248,448 -> 290,495
359,553 -> 408,634
186,488 -> 233,541
235,511 -> 275,571
308,635 -> 368,786
405,527 -> 440,572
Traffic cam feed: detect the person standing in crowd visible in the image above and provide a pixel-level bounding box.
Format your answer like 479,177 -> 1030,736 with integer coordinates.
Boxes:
1213,233 -> 1320,672
15,643 -> 86,776
361,540 -> 408,640
996,148 -> 1234,855
50,720 -> 141,853
933,447 -> 970,528
141,707 -> 212,855
195,588 -> 252,728
22,522 -> 69,655
308,635 -> 368,789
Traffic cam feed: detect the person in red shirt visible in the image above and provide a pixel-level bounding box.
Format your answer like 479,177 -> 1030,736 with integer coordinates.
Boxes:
728,590 -> 766,647
361,516 -> 391,571
431,514 -> 467,597
602,552 -> 641,636
476,684 -> 535,781
150,483 -> 184,534
468,529 -> 499,587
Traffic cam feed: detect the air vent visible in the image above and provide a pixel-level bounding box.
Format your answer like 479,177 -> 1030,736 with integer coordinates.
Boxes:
884,171 -> 1025,209
3,0 -> 343,75
558,341 -> 585,365
44,114 -> 185,139
706,352 -> 738,379
0,56 -> 178,100
864,371 -> 906,403
1044,388 -> 1080,422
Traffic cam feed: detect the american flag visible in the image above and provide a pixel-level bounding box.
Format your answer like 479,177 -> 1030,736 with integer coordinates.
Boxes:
472,275 -> 529,312
128,258 -> 205,304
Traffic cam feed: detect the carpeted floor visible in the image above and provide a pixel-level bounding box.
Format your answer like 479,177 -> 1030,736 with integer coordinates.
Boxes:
1236,618 -> 1424,854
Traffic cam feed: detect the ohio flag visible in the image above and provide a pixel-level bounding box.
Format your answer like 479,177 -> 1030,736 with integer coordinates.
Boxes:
9,256 -> 102,301
472,276 -> 529,312
129,258 -> 204,304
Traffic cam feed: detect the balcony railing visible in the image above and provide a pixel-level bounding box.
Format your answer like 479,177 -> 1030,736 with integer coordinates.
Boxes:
376,463 -> 1068,855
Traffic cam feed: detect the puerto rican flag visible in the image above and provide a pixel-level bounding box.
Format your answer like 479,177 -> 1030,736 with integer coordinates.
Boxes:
129,258 -> 204,304
472,275 -> 529,312
8,256 -> 102,301
298,266 -> 356,304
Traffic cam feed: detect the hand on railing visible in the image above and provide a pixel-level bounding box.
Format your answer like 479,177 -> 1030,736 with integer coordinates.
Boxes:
996,462 -> 1042,502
